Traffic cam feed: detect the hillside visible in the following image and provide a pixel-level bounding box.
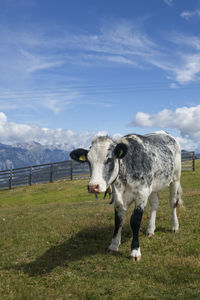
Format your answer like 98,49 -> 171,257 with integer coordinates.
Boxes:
0,142 -> 70,170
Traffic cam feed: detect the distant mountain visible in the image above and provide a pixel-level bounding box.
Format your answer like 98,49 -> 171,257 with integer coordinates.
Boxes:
1,143 -> 198,172
182,149 -> 200,159
195,153 -> 200,159
0,142 -> 70,171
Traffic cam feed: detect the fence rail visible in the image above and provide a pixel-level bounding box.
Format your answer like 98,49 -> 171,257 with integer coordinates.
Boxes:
181,151 -> 195,171
0,152 -> 196,190
0,160 -> 90,190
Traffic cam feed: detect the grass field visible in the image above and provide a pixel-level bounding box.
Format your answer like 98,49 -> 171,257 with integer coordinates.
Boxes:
0,161 -> 200,299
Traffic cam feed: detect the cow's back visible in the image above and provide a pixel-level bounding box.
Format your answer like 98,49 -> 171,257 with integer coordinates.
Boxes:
117,132 -> 181,189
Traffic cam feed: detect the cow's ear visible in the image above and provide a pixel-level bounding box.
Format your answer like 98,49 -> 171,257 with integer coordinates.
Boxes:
114,143 -> 128,159
70,149 -> 88,163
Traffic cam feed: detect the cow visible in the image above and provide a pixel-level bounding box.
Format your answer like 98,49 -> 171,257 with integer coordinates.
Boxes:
70,132 -> 183,261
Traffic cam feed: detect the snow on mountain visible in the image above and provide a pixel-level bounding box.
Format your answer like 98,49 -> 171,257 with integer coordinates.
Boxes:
0,142 -> 70,171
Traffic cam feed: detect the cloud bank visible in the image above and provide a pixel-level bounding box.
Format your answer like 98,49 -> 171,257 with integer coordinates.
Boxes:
1,105 -> 200,152
130,105 -> 200,151
0,112 -> 106,149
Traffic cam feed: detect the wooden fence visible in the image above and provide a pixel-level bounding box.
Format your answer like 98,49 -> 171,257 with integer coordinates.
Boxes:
0,160 -> 90,190
181,151 -> 195,171
0,152 -> 196,190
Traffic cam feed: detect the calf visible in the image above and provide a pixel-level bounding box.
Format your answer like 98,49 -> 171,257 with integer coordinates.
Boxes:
70,132 -> 182,261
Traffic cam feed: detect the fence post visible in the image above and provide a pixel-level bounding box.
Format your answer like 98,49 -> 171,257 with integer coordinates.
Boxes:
70,160 -> 73,180
29,166 -> 32,186
9,169 -> 12,189
192,152 -> 195,171
50,164 -> 54,183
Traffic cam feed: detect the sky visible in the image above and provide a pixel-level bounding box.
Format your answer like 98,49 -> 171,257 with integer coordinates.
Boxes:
1,0 -> 200,151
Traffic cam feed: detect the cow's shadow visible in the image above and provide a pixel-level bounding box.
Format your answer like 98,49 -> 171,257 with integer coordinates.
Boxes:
140,225 -> 172,236
13,223 -> 132,277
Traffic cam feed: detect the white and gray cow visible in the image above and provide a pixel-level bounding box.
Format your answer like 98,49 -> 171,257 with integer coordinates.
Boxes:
70,132 -> 182,261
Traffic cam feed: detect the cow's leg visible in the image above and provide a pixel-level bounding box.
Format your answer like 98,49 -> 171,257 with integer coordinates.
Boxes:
169,181 -> 180,233
146,192 -> 159,236
108,206 -> 125,252
130,195 -> 148,261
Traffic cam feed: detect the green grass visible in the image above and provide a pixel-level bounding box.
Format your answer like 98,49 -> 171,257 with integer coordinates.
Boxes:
0,161 -> 200,299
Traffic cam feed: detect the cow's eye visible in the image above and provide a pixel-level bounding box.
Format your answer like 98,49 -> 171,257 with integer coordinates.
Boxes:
106,158 -> 113,164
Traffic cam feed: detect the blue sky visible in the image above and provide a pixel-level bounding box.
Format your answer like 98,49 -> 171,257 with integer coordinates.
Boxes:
1,0 -> 200,151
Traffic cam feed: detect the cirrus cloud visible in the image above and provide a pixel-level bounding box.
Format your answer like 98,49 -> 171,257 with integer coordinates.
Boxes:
180,10 -> 200,20
3,20 -> 200,88
163,0 -> 173,6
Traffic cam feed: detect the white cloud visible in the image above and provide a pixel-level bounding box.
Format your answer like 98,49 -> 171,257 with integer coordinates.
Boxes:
60,23 -> 200,85
0,112 -> 7,124
19,49 -> 64,73
169,83 -> 179,89
174,54 -> 200,84
180,10 -> 200,20
0,112 -> 107,149
130,105 -> 200,151
2,19 -> 200,93
166,34 -> 200,83
0,87 -> 82,114
163,0 -> 173,6
176,136 -> 197,152
0,22 -> 160,85
168,34 -> 200,52
1,109 -> 199,152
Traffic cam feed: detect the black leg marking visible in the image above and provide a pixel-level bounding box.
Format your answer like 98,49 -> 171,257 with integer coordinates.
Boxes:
130,207 -> 144,250
174,199 -> 178,208
113,208 -> 124,238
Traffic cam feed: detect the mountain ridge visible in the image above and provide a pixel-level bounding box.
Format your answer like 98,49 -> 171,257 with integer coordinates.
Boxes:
0,142 -> 199,171
0,142 -> 70,171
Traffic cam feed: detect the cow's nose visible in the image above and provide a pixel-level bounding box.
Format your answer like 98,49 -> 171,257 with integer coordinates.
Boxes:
88,184 -> 100,193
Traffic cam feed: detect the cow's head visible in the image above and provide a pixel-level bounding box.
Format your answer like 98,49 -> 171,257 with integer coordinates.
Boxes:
70,136 -> 128,193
